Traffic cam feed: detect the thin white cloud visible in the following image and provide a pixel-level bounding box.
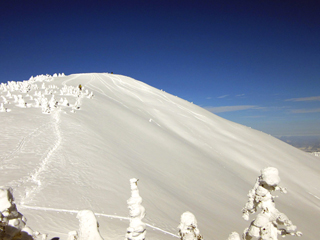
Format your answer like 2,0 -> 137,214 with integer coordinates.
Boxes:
291,108 -> 320,114
285,96 -> 320,102
205,105 -> 257,113
242,115 -> 265,118
235,94 -> 245,97
217,95 -> 229,99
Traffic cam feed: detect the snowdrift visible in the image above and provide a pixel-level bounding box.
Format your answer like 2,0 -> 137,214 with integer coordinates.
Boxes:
0,73 -> 319,239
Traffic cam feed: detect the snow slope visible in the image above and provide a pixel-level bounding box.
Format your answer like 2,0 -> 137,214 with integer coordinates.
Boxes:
0,73 -> 319,239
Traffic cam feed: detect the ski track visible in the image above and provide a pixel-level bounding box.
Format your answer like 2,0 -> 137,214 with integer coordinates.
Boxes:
86,82 -> 105,96
87,74 -> 212,137
92,73 -> 129,109
106,75 -> 144,102
62,73 -> 95,89
308,191 -> 320,201
19,205 -> 179,238
104,74 -> 208,124
104,74 -> 149,92
95,74 -> 209,129
20,109 -> 62,205
61,74 -> 81,86
84,73 -> 96,88
104,75 -> 165,126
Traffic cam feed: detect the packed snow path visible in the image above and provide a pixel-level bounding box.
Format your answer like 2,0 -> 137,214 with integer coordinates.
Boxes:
19,204 -> 179,238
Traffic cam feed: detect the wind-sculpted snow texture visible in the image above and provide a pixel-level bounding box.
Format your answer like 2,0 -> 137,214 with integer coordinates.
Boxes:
0,73 -> 319,239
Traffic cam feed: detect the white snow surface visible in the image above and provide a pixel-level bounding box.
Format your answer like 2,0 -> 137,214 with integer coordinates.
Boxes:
0,73 -> 319,239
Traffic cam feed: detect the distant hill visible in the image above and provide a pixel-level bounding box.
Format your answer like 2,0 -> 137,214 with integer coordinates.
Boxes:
277,135 -> 320,153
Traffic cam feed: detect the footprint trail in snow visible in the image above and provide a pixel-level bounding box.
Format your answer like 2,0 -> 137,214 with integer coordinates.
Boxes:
21,109 -> 62,205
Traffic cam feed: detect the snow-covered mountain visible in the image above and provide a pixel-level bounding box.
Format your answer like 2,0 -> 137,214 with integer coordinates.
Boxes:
0,73 -> 319,239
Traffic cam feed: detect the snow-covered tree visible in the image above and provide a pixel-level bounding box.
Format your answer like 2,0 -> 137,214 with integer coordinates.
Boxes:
0,187 -> 46,240
72,98 -> 81,110
6,91 -> 12,98
49,95 -> 58,108
126,178 -> 146,240
178,211 -> 203,240
13,95 -> 18,103
67,230 -> 78,240
227,232 -> 240,240
34,99 -> 41,108
17,95 -> 27,108
60,97 -> 70,106
0,103 -> 7,112
87,91 -> 94,99
74,210 -> 104,240
1,96 -> 9,104
241,167 -> 302,240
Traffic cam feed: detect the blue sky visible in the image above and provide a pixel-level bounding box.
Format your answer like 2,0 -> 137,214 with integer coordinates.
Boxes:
1,0 -> 319,137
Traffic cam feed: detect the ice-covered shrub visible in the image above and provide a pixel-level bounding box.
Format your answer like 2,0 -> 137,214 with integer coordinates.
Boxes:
178,211 -> 203,240
241,167 -> 302,240
126,178 -> 146,240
